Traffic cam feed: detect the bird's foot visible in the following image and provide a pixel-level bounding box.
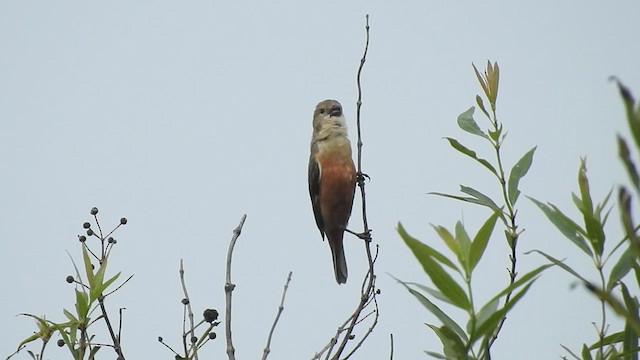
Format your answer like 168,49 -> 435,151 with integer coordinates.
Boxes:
345,228 -> 372,241
357,172 -> 370,183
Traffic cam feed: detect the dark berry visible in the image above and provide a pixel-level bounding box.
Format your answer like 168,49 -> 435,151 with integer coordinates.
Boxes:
158,336 -> 163,342
79,235 -> 86,242
57,339 -> 65,347
108,237 -> 116,244
66,275 -> 74,283
191,336 -> 197,344
203,308 -> 219,323
209,332 -> 217,340
90,207 -> 99,215
86,229 -> 94,236
181,298 -> 189,305
83,222 -> 91,229
120,217 -> 128,225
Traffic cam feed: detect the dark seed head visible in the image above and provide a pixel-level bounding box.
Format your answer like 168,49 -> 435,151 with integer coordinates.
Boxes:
158,336 -> 163,342
90,207 -> 99,215
120,217 -> 128,225
57,339 -> 65,347
203,308 -> 219,323
108,237 -> 116,244
181,298 -> 189,305
66,275 -> 74,283
79,235 -> 86,242
191,336 -> 198,344
208,332 -> 217,340
86,229 -> 94,236
83,222 -> 91,229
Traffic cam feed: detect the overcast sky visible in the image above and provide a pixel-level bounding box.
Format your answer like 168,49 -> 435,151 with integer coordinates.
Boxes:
2,1 -> 640,359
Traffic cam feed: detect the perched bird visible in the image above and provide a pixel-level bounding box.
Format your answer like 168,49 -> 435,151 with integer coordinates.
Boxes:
308,99 -> 357,284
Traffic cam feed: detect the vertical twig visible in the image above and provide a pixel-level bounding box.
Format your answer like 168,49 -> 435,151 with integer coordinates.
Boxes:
225,214 -> 247,360
179,259 -> 198,360
262,271 -> 293,360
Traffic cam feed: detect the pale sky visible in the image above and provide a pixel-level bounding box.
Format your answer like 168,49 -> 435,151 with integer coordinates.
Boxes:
2,1 -> 640,359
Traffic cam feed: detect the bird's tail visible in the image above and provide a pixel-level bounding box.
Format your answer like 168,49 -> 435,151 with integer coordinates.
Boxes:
329,237 -> 348,284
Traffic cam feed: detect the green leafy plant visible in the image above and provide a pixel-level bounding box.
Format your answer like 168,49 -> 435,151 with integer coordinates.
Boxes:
7,208 -> 131,360
397,61 -> 547,359
529,80 -> 640,360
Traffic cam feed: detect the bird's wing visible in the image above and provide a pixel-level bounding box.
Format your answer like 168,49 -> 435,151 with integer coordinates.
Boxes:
308,151 -> 324,239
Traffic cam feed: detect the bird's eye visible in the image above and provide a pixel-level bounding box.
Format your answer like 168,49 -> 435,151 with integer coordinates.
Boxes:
319,109 -> 325,114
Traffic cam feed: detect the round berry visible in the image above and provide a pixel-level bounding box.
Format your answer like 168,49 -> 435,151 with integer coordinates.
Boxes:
66,275 -> 74,283
120,217 -> 128,225
90,207 -> 99,215
203,308 -> 219,323
83,222 -> 91,229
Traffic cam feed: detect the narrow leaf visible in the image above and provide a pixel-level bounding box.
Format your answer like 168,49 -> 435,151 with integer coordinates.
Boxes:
608,247 -> 635,291
394,277 -> 468,342
399,223 -> 470,309
454,222 -> 471,273
445,137 -> 497,176
528,197 -> 592,256
398,223 -> 459,271
527,250 -> 590,283
428,324 -> 466,360
612,78 -> 640,152
474,280 -> 536,340
457,107 -> 488,139
507,146 -> 536,205
431,224 -> 460,262
404,282 -> 456,306
460,185 -> 501,212
469,210 -> 501,271
581,344 -> 594,360
617,135 -> 640,193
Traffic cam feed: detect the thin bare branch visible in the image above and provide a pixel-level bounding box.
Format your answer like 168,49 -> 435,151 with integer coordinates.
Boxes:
225,214 -> 247,360
179,259 -> 198,360
262,271 -> 293,360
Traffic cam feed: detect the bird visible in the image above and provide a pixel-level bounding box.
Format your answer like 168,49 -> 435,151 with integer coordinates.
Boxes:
308,99 -> 356,284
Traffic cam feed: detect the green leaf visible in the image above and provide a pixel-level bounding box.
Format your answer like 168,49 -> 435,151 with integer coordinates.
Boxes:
457,107 -> 488,139
469,210 -> 501,271
82,245 -> 94,285
476,95 -> 491,120
431,225 -> 459,262
427,324 -> 467,360
404,282 -> 457,306
445,137 -> 497,176
460,185 -> 501,212
621,282 -> 640,339
75,289 -> 90,322
399,223 -> 470,309
93,271 -> 122,302
425,351 -> 447,359
578,159 -> 606,256
393,277 -> 468,342
474,280 -> 537,341
589,331 -> 625,349
527,250 -> 590,283
581,344 -> 593,360
612,78 -> 640,152
608,247 -> 635,291
398,223 -> 459,271
528,197 -> 592,256
618,136 -> 640,193
455,222 -> 471,273
507,146 -> 536,205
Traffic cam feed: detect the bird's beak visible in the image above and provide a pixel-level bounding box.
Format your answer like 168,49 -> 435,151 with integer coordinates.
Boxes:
329,105 -> 342,117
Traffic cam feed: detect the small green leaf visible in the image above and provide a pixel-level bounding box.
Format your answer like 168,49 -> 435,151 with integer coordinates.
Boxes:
527,250 -> 590,283
82,245 -> 94,285
404,282 -> 457,306
425,351 -> 448,359
608,247 -> 635,290
507,146 -> 536,205
454,222 -> 471,273
577,159 -> 605,256
457,107 -> 488,139
75,289 -> 89,321
431,225 -> 459,261
589,331 -> 625,349
617,135 -> 640,193
445,137 -> 497,176
612,78 -> 640,151
528,197 -> 592,256
469,210 -> 501,271
474,280 -> 537,341
428,324 -> 467,360
581,344 -> 593,360
459,185 -> 501,212
399,223 -> 470,309
475,298 -> 500,332
476,95 -> 490,120
393,277 -> 468,342
398,223 -> 459,271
